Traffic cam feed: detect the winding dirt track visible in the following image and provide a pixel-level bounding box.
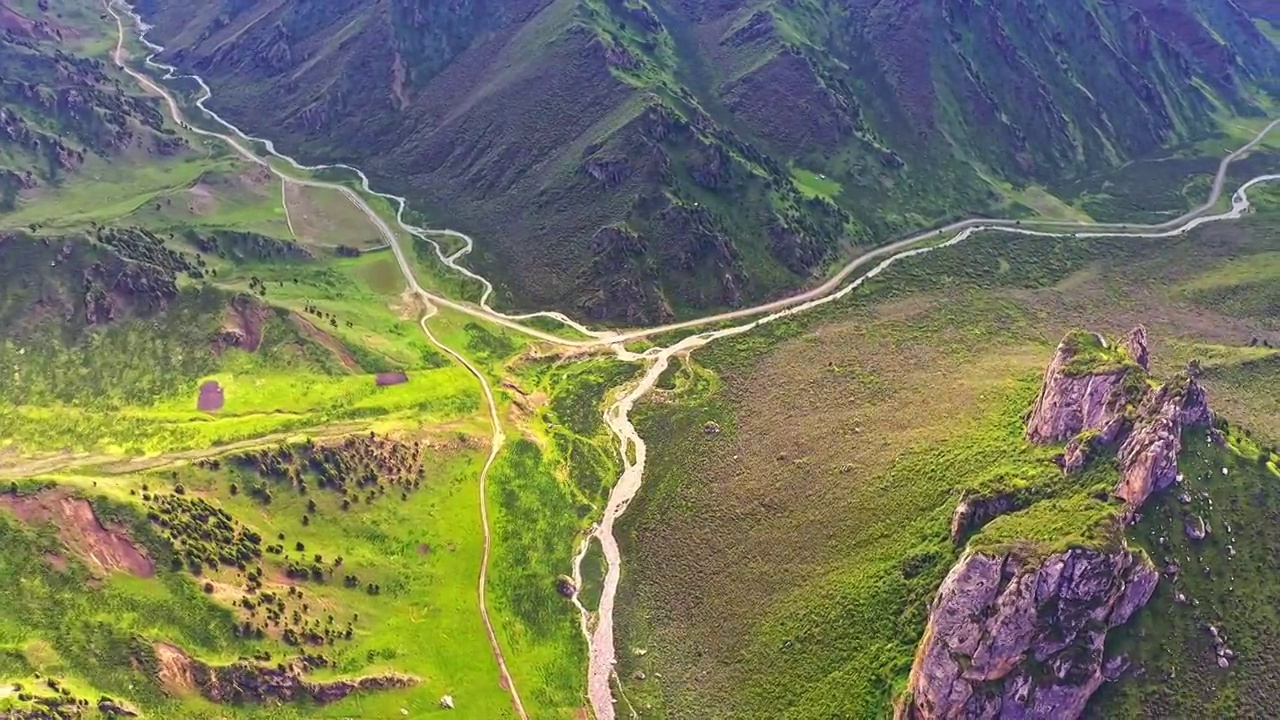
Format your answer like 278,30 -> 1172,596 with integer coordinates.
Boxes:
103,3 -> 532,717
99,2 -> 1280,718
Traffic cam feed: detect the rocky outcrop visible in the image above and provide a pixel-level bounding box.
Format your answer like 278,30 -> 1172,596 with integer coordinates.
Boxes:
1184,514 -> 1208,541
1024,328 -> 1212,511
1024,330 -> 1140,447
899,548 -> 1157,720
212,294 -> 270,353
198,660 -> 416,704
1113,376 -> 1210,510
906,328 -> 1212,719
949,491 -> 1020,545
1121,326 -> 1150,371
153,642 -> 417,705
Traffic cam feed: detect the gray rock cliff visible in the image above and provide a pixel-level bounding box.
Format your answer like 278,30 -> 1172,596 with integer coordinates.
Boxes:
902,329 -> 1210,719
899,548 -> 1157,720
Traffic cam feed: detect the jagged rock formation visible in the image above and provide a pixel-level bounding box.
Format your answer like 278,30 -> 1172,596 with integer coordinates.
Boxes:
949,491 -> 1019,545
1113,376 -> 1210,510
153,643 -> 417,705
1024,329 -> 1143,448
902,328 -> 1212,719
199,661 -> 416,704
900,548 -> 1157,719
1024,327 -> 1211,508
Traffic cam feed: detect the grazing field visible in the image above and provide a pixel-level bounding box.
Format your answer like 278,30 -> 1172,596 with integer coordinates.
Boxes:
0,439 -> 525,719
282,183 -> 385,251
614,211 -> 1280,718
4,0 -> 1278,717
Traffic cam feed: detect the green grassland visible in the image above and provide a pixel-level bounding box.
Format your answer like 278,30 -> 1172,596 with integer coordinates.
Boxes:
3,1 -> 1278,719
0,441 -> 524,719
1091,427 -> 1280,718
613,207 -> 1280,718
0,4 -> 640,714
0,228 -> 616,719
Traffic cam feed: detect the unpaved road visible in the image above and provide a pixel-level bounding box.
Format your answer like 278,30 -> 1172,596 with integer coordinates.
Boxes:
575,170 -> 1280,720
103,3 -> 1280,718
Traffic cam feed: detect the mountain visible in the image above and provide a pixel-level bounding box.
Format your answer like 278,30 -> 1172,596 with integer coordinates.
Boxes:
130,0 -> 1278,322
0,1 -> 187,209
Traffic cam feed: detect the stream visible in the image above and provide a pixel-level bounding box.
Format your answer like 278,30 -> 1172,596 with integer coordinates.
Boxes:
104,4 -> 1280,717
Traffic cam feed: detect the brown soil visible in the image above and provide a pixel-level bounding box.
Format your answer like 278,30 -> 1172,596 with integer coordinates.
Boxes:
0,490 -> 154,577
281,182 -> 381,248
214,297 -> 270,353
236,165 -> 275,190
154,642 -> 197,695
416,543 -> 431,555
287,313 -> 361,371
502,379 -> 550,444
43,553 -> 69,572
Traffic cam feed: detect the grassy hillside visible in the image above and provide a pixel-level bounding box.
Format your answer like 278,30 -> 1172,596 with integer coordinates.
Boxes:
613,208 -> 1280,718
129,0 -> 1280,321
0,4 -> 623,713
0,0 -> 190,210
1090,427 -> 1280,718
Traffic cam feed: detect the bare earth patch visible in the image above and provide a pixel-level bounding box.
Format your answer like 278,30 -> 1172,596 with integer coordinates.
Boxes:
0,490 -> 154,577
154,642 -> 197,695
281,182 -> 381,249
288,313 -> 361,371
213,296 -> 270,353
185,183 -> 218,215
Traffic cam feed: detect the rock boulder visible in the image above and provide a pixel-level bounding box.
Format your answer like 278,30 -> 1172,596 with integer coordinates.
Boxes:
899,548 -> 1157,719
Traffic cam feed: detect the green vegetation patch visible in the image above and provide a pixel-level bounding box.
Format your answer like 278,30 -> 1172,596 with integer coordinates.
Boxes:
1090,427 -> 1280,718
968,495 -> 1126,560
1060,330 -> 1142,376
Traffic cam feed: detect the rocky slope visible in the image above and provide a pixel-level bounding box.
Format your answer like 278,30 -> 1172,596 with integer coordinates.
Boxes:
1024,326 -> 1212,510
128,0 -> 1279,321
151,643 -> 417,705
901,328 -> 1214,719
0,4 -> 185,208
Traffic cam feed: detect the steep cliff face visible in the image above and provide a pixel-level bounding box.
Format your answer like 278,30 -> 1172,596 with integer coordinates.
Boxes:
1114,376 -> 1211,509
903,328 -> 1214,719
1024,329 -> 1143,447
900,548 -> 1157,719
1024,327 -> 1211,505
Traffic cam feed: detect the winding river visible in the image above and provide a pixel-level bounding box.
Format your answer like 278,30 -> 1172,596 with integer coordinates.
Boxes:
103,3 -> 1280,717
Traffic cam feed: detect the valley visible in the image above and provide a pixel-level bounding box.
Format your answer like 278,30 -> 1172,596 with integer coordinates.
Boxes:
119,0 -> 1280,323
0,0 -> 1277,718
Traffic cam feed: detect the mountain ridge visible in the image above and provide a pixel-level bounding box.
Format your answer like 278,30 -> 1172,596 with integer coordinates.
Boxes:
127,0 -> 1279,324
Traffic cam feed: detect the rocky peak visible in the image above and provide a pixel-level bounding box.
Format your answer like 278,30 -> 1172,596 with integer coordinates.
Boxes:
1024,328 -> 1210,511
903,328 -> 1213,720
1113,375 -> 1211,512
1024,330 -> 1140,447
1122,325 -> 1150,371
